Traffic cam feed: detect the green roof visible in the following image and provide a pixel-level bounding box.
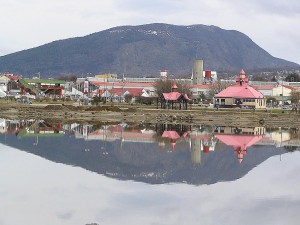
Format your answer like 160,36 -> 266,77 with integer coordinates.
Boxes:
24,79 -> 66,84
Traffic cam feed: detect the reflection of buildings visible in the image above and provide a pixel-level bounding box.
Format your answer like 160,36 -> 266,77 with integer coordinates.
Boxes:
17,120 -> 64,138
1,118 -> 299,163
214,126 -> 265,136
69,122 -> 300,164
214,126 -> 265,163
157,124 -> 216,164
72,123 -> 156,143
0,119 -> 64,138
189,126 -> 216,164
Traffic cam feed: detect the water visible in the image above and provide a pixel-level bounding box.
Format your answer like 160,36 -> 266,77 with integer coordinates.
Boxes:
0,119 -> 299,225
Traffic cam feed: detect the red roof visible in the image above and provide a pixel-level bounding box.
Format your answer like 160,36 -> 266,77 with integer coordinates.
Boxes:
163,92 -> 191,101
282,85 -> 296,90
253,85 -> 274,90
240,69 -> 245,75
189,84 -> 212,89
127,88 -> 144,96
163,92 -> 182,100
91,81 -> 155,88
109,88 -> 124,96
109,88 -> 143,96
172,82 -> 178,89
215,84 -> 264,99
5,75 -> 20,81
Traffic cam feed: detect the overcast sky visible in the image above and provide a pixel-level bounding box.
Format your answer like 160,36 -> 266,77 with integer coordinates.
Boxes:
1,0 -> 299,64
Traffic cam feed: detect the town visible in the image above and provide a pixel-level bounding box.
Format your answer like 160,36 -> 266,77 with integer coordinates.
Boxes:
0,59 -> 300,110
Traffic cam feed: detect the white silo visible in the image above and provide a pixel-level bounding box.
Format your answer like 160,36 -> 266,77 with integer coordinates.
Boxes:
192,60 -> 204,84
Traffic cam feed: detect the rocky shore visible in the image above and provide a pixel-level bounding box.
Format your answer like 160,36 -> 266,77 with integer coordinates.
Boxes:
0,103 -> 299,128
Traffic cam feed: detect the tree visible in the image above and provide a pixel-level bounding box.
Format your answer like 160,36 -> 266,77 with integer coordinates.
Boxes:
124,94 -> 133,103
252,75 -> 267,81
291,90 -> 300,104
198,92 -> 206,103
266,97 -> 278,106
271,76 -> 277,82
58,75 -> 77,82
285,73 -> 300,82
91,95 -> 102,105
207,79 -> 234,100
154,79 -> 191,97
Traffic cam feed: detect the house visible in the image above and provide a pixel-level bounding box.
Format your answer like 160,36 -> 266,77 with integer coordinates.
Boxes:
253,85 -> 273,96
272,85 -> 296,105
102,88 -> 145,102
214,70 -> 266,109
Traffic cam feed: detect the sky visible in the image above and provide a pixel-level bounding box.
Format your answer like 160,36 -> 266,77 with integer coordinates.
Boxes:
0,0 -> 300,64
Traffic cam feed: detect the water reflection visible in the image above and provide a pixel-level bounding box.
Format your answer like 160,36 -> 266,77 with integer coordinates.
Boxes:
1,118 -> 300,225
0,118 -> 299,185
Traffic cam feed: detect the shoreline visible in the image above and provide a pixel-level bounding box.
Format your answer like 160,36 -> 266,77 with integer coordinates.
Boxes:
0,103 -> 299,128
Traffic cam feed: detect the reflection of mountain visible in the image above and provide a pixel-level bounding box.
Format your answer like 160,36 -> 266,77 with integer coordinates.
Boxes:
0,127 -> 287,185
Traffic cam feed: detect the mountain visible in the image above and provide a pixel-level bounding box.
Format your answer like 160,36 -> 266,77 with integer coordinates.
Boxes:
0,23 -> 298,78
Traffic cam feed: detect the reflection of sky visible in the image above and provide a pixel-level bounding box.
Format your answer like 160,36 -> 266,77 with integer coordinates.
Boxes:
0,143 -> 300,225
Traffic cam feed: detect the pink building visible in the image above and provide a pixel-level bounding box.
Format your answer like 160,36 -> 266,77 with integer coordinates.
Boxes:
214,70 -> 266,109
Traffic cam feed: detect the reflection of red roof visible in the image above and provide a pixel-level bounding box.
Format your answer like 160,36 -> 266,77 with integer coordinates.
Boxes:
215,134 -> 263,150
215,84 -> 264,99
162,131 -> 180,139
182,131 -> 190,138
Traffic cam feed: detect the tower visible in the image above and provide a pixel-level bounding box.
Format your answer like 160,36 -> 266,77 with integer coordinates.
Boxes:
192,60 -> 204,85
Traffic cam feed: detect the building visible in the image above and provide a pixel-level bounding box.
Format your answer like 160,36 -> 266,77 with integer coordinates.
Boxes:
160,82 -> 192,109
214,70 -> 266,109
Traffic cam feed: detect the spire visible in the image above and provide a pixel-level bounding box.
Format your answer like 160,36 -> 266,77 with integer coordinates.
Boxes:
239,69 -> 246,80
236,69 -> 248,85
171,140 -> 176,151
171,81 -> 178,92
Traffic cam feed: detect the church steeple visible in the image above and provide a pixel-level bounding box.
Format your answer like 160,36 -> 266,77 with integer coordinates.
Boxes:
171,81 -> 178,92
236,69 -> 248,86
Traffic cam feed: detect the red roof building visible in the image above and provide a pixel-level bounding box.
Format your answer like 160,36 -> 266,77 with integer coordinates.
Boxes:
214,70 -> 266,109
160,81 -> 192,110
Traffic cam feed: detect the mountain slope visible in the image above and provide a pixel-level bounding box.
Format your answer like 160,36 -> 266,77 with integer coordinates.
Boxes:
0,23 -> 298,77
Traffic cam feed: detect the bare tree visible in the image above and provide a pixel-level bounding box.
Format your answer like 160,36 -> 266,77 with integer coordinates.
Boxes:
155,79 -> 192,97
207,79 -> 234,99
291,90 -> 300,104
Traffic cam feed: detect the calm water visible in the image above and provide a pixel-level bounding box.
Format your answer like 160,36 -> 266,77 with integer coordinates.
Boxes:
0,119 -> 300,225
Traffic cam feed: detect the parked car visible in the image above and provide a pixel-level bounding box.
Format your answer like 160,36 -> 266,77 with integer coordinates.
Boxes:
281,106 -> 289,110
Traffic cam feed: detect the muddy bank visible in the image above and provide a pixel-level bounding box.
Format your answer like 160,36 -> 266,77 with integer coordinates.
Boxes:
0,104 -> 299,128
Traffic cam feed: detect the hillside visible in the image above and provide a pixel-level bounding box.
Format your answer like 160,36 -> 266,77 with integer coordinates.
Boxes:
0,23 -> 298,77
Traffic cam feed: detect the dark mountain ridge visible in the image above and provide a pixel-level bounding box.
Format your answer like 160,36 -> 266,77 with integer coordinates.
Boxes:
0,23 -> 298,77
